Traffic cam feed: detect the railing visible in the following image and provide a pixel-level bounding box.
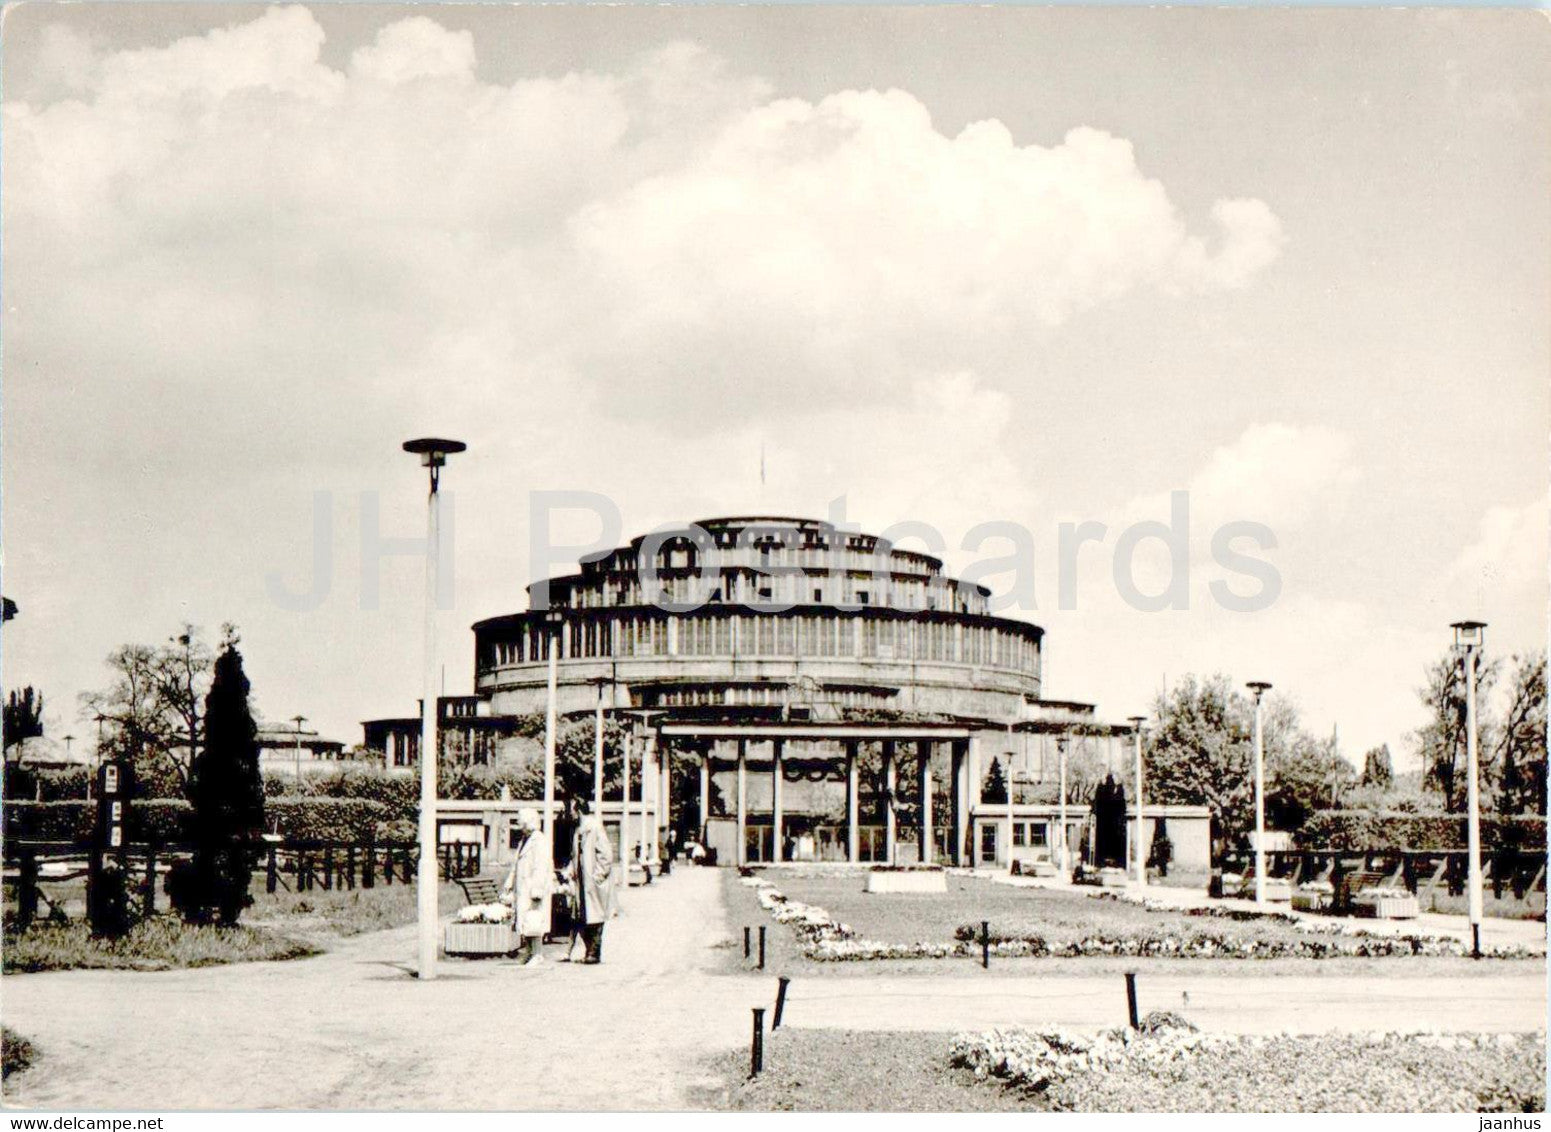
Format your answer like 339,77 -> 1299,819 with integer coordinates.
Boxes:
3,837 -> 483,930
1257,848 -> 1546,900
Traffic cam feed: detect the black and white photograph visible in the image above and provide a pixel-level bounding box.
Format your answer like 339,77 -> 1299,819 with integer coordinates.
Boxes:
0,2 -> 1546,1118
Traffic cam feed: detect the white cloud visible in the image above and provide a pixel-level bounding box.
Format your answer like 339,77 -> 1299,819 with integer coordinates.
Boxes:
1444,492 -> 1548,658
1,7 -> 1295,743
4,7 -> 1286,434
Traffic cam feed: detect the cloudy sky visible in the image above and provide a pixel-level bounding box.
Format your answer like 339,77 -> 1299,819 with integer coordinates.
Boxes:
3,5 -> 1546,762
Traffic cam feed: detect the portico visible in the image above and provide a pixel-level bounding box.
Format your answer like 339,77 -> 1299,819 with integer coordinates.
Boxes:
658,718 -> 978,867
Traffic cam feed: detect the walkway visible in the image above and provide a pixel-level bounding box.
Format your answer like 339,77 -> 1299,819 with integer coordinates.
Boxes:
2,869 -> 1544,1110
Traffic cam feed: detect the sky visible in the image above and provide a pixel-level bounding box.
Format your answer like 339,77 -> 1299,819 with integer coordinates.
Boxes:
2,4 -> 1547,765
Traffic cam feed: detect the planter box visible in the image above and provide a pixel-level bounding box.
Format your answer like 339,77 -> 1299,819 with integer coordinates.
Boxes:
1236,878 -> 1294,902
1292,886 -> 1334,913
866,869 -> 947,894
1351,890 -> 1420,920
444,921 -> 519,957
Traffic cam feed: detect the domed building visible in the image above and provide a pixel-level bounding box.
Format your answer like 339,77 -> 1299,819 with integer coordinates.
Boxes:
365,516 -> 1210,875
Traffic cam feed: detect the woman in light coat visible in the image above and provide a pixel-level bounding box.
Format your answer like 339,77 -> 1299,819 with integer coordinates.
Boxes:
565,797 -> 615,964
502,808 -> 553,966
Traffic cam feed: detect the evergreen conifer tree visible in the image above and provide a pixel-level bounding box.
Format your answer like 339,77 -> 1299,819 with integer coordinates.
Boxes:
173,635 -> 264,924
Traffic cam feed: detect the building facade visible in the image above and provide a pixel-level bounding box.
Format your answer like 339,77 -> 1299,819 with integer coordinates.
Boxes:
366,516 -> 1185,869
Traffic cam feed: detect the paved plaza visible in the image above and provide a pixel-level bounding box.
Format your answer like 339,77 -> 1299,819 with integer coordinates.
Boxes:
2,869 -> 1546,1110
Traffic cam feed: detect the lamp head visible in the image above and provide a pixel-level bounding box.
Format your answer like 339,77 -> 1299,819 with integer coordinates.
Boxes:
1450,620 -> 1487,652
1246,680 -> 1272,701
1127,715 -> 1146,730
403,437 -> 466,490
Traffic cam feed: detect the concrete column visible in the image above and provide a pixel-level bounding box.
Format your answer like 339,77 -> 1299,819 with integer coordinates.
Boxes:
660,743 -> 672,851
736,739 -> 748,867
644,729 -> 659,864
772,739 -> 785,863
952,739 -> 968,867
883,740 -> 897,865
918,740 -> 934,865
619,728 -> 632,878
968,734 -> 983,808
699,750 -> 711,843
846,740 -> 860,863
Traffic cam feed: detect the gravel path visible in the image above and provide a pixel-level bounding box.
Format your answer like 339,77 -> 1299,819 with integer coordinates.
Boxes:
2,869 -> 1543,1110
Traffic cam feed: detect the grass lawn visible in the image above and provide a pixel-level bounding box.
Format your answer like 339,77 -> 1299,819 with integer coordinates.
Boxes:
1,1028 -> 35,1081
2,880 -> 465,973
696,1029 -> 1038,1111
247,879 -> 464,938
2,916 -> 319,973
702,1026 -> 1546,1112
721,870 -> 1546,977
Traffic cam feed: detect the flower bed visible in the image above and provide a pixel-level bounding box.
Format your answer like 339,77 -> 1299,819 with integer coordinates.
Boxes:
1090,889 -> 1535,958
743,875 -> 962,961
950,1021 -> 1546,1112
743,871 -> 1540,965
954,918 -> 1531,959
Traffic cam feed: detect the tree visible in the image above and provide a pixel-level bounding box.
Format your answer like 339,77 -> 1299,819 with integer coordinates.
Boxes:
152,624 -> 216,780
1145,674 -> 1254,845
1496,651 -> 1547,816
1361,744 -> 1394,789
1266,727 -> 1354,832
4,687 -> 46,747
1413,651 -> 1501,812
170,636 -> 264,925
80,624 -> 218,796
1146,673 -> 1341,847
982,756 -> 1008,804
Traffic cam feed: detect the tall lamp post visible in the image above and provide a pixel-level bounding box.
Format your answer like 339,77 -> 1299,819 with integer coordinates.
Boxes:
590,677 -> 611,813
1246,681 -> 1272,905
1056,732 -> 1069,875
541,608 -> 564,836
90,713 -> 108,802
291,715 -> 307,784
1127,716 -> 1146,885
403,437 -> 465,982
1451,620 -> 1487,959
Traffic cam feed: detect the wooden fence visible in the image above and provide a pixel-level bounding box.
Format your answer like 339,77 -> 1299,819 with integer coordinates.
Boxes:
1254,848 -> 1546,902
3,837 -> 483,930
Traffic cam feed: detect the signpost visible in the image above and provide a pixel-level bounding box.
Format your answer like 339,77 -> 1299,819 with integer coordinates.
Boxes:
87,758 -> 133,938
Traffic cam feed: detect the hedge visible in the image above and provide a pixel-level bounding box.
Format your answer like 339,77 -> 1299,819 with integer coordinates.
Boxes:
264,798 -> 389,842
5,797 -> 393,845
4,800 -> 193,843
1296,810 -> 1547,851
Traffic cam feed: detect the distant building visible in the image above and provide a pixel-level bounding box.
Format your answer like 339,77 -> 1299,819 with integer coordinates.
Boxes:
366,515 -> 1197,868
255,725 -> 354,779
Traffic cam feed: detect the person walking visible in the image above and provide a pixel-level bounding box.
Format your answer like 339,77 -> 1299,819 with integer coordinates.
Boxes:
502,808 -> 552,967
566,797 -> 615,964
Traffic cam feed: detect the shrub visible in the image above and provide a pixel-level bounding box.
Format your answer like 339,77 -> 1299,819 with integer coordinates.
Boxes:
2,1028 -> 35,1080
1297,811 -> 1546,851
4,799 -> 194,843
265,798 -> 389,841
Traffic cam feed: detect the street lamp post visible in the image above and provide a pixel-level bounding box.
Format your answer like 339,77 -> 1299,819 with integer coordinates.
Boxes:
90,713 -> 107,802
1451,620 -> 1487,959
291,715 -> 307,784
591,678 -> 610,814
1246,681 -> 1272,906
1057,733 -> 1069,874
1128,716 -> 1146,886
542,608 -> 564,837
403,437 -> 465,982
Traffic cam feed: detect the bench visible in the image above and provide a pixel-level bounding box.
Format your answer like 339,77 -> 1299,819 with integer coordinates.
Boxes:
455,876 -> 502,906
1339,869 -> 1419,919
